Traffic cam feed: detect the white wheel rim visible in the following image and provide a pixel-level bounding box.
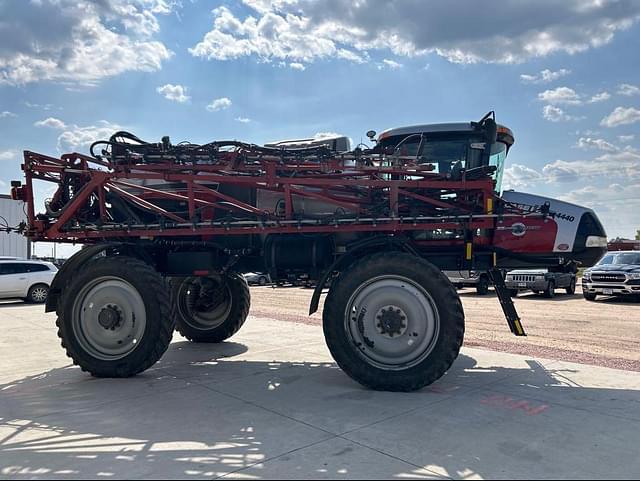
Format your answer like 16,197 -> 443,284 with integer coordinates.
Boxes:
344,275 -> 440,370
72,276 -> 147,361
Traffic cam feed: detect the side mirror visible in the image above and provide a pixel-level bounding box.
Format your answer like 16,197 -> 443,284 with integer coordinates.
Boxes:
484,118 -> 497,145
366,130 -> 377,142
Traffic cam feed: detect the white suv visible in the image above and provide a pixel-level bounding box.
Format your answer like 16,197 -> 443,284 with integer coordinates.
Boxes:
0,259 -> 58,303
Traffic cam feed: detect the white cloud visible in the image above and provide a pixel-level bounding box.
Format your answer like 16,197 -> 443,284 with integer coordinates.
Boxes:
617,83 -> 640,96
56,121 -> 121,152
542,105 -> 581,123
34,117 -> 67,130
289,62 -> 306,71
0,1 -> 174,86
618,135 -> 635,143
206,97 -> 232,112
0,149 -> 17,161
157,84 -> 190,103
520,68 -> 571,84
336,49 -> 368,64
601,106 -> 640,128
575,137 -> 618,152
314,132 -> 342,140
538,87 -> 582,105
378,59 -> 403,70
0,111 -> 16,118
503,164 -> 544,189
24,102 -> 55,111
235,117 -> 252,123
559,183 -> 640,239
543,150 -> 640,183
189,2 -> 640,66
588,91 -> 611,103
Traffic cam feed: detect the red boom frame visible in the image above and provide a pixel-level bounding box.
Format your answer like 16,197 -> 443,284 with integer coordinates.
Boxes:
19,148 -> 534,250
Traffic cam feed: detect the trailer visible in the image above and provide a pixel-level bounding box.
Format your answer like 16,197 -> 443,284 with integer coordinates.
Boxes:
10,112 -> 608,391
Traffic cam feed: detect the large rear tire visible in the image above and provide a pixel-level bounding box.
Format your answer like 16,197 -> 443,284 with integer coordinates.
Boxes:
172,273 -> 250,343
56,256 -> 174,378
323,253 -> 465,392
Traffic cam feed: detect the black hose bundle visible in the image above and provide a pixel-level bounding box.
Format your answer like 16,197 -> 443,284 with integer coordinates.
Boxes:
90,131 -> 336,166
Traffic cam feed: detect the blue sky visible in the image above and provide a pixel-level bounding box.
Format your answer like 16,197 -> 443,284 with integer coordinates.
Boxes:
1,0 -> 639,256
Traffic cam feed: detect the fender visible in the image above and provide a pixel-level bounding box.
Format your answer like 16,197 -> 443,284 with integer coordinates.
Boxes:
308,236 -> 418,315
45,244 -> 112,313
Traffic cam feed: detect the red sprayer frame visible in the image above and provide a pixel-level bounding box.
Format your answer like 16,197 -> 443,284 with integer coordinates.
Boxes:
19,148 -> 520,248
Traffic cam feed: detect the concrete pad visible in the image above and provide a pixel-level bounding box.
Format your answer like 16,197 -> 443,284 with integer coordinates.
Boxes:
223,437 -> 442,480
443,347 -> 560,389
2,305 -> 640,480
0,366 -> 191,421
0,385 -> 330,479
493,358 -> 640,422
207,356 -> 472,435
156,339 -> 331,384
232,316 -> 326,348
343,387 -> 640,480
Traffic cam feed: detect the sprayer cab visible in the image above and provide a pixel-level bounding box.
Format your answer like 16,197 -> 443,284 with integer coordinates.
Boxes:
372,112 -> 606,269
375,112 -> 513,193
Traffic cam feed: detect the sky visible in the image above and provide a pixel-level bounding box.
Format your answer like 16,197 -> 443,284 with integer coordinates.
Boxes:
0,0 -> 639,257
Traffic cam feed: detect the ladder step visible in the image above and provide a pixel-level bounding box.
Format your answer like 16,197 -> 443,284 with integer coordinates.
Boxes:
488,269 -> 526,337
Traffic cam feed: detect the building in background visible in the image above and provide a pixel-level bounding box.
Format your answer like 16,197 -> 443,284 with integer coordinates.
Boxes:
0,194 -> 29,258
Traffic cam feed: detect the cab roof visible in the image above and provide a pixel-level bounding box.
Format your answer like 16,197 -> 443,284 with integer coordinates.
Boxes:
378,122 -> 514,145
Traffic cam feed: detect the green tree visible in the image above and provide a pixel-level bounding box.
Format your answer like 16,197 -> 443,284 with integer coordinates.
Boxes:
636,230 -> 640,240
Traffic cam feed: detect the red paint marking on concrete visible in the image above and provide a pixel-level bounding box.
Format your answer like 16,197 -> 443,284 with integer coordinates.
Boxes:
480,394 -> 550,416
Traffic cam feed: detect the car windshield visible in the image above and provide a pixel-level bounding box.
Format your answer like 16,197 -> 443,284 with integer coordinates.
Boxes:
598,253 -> 640,266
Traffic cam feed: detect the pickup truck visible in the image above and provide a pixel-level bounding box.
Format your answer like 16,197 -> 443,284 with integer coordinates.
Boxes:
582,251 -> 640,301
505,269 -> 576,298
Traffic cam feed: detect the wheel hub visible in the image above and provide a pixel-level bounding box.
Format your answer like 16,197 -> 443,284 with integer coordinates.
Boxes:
98,305 -> 123,331
345,275 -> 440,370
375,305 -> 408,338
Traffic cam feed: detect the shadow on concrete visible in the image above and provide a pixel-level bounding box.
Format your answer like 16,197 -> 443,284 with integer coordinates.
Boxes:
0,300 -> 29,308
0,341 -> 638,479
509,293 -> 583,302
593,296 -> 640,306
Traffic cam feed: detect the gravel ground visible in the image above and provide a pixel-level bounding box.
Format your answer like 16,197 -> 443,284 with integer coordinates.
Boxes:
248,285 -> 640,372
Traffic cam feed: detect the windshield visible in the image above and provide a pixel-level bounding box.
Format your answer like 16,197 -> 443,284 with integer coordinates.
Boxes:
489,142 -> 507,193
598,252 -> 640,266
380,134 -> 509,192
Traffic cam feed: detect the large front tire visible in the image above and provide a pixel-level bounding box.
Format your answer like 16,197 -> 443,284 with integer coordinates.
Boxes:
323,253 -> 465,392
56,256 -> 174,378
172,273 -> 250,343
